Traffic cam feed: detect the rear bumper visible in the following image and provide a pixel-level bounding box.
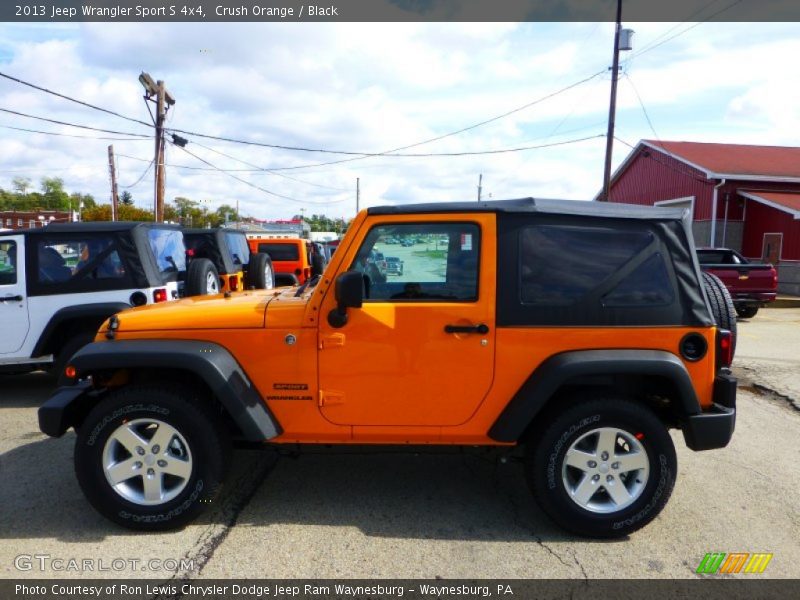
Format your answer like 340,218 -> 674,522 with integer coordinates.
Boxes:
682,371 -> 737,451
732,292 -> 776,305
38,381 -> 93,437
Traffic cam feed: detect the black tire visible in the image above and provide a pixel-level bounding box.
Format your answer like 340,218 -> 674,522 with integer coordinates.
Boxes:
247,252 -> 275,290
735,305 -> 759,319
53,331 -> 97,385
702,271 -> 737,357
74,384 -> 230,531
185,258 -> 220,296
311,253 -> 325,277
527,398 -> 677,538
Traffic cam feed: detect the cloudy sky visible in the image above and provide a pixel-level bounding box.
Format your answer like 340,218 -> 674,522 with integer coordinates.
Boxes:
0,20 -> 798,220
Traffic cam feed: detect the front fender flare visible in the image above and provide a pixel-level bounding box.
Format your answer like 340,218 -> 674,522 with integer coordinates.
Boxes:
59,339 -> 281,441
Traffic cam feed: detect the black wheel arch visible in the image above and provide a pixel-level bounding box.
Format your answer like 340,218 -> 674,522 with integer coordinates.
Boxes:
31,302 -> 130,358
488,349 -> 702,443
39,339 -> 282,442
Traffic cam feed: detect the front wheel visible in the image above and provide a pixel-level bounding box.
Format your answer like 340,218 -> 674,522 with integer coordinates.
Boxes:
74,385 -> 230,530
526,398 -> 676,538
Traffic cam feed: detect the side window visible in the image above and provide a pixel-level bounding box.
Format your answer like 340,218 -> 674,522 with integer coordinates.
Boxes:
519,225 -> 656,306
602,253 -> 674,307
351,223 -> 480,302
37,237 -> 126,285
0,241 -> 17,285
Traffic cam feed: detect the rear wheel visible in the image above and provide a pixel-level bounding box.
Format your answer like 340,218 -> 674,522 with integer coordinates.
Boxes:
526,398 -> 676,538
702,271 -> 737,356
74,385 -> 229,530
247,252 -> 275,290
735,305 -> 759,319
186,258 -> 220,296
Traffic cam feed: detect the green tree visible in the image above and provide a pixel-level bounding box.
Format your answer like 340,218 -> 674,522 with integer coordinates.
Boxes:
40,177 -> 70,210
120,190 -> 134,205
12,176 -> 31,195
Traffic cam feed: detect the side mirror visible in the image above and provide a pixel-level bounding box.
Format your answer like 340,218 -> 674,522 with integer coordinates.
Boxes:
328,271 -> 364,328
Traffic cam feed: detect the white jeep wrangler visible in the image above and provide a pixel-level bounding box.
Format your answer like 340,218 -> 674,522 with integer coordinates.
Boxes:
0,222 -> 186,377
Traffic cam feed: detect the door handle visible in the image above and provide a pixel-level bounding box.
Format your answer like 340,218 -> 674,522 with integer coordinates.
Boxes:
444,323 -> 489,334
0,295 -> 23,302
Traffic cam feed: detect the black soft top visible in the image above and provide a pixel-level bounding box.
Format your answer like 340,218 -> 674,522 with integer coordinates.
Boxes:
368,198 -> 687,221
4,221 -> 182,235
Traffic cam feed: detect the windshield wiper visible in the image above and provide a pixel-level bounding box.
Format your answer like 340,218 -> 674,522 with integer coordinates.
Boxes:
294,274 -> 322,297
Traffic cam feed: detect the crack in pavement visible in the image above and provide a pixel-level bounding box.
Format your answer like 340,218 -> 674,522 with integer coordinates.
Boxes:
481,456 -> 577,574
150,449 -> 279,600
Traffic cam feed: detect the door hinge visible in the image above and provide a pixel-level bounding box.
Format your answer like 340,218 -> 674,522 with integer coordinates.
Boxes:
319,333 -> 346,349
319,390 -> 345,407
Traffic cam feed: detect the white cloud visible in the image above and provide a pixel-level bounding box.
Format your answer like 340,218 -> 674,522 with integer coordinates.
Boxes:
0,21 -> 798,220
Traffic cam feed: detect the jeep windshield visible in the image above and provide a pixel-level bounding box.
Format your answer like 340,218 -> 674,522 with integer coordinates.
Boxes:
147,228 -> 187,280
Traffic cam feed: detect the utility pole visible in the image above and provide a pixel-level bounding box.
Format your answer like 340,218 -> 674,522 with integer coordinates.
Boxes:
477,173 -> 483,201
107,145 -> 119,221
139,72 -> 175,222
356,177 -> 360,214
600,0 -> 623,202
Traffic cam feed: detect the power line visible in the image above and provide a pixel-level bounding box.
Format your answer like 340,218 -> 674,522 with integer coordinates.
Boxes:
0,70 -> 154,129
172,143 -> 347,206
0,123 -> 153,141
120,158 -> 154,189
623,74 -> 660,142
164,70 -> 606,162
189,140 -> 352,192
0,107 -> 153,138
631,0 -> 746,60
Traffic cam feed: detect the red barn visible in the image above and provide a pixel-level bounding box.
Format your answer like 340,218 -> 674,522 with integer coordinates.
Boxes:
600,140 -> 800,295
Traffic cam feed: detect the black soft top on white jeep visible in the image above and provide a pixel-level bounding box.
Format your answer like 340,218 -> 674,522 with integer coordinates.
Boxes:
0,221 -> 186,376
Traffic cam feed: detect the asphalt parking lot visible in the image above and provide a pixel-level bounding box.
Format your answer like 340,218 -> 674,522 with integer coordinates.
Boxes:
1,308 -> 799,580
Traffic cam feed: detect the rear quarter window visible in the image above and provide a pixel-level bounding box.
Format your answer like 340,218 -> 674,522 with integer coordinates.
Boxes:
258,243 -> 300,261
519,225 -> 664,306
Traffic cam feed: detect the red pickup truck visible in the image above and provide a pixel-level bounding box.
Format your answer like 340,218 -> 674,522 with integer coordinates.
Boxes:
697,248 -> 777,318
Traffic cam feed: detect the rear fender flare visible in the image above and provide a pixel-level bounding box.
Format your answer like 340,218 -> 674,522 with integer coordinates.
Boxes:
488,349 -> 700,442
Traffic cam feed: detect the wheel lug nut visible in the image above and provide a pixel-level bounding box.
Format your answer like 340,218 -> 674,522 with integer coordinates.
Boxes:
588,460 -> 597,468
152,445 -> 161,454
134,461 -> 143,469
612,462 -> 620,470
601,451 -> 609,461
592,474 -> 600,482
136,447 -> 145,456
157,459 -> 168,468
147,468 -> 155,476
606,475 -> 614,483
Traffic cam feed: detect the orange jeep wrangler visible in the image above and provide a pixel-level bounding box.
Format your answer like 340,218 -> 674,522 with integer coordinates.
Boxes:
246,236 -> 325,286
39,199 -> 737,538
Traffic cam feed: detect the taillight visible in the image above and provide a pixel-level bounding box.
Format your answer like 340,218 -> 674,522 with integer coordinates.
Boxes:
229,275 -> 239,291
717,329 -> 733,368
773,271 -> 778,288
186,248 -> 195,257
153,288 -> 168,303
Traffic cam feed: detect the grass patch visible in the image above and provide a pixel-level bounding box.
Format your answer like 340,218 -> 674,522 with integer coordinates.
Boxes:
413,249 -> 447,260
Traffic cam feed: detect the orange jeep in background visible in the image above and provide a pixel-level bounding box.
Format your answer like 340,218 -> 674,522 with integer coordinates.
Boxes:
39,198 -> 737,538
245,235 -> 325,286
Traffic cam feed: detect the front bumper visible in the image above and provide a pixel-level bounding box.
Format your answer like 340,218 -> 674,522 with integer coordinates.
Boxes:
682,371 -> 737,451
38,380 -> 93,437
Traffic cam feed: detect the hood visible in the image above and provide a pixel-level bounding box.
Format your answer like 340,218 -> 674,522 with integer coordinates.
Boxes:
104,291 -> 277,333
